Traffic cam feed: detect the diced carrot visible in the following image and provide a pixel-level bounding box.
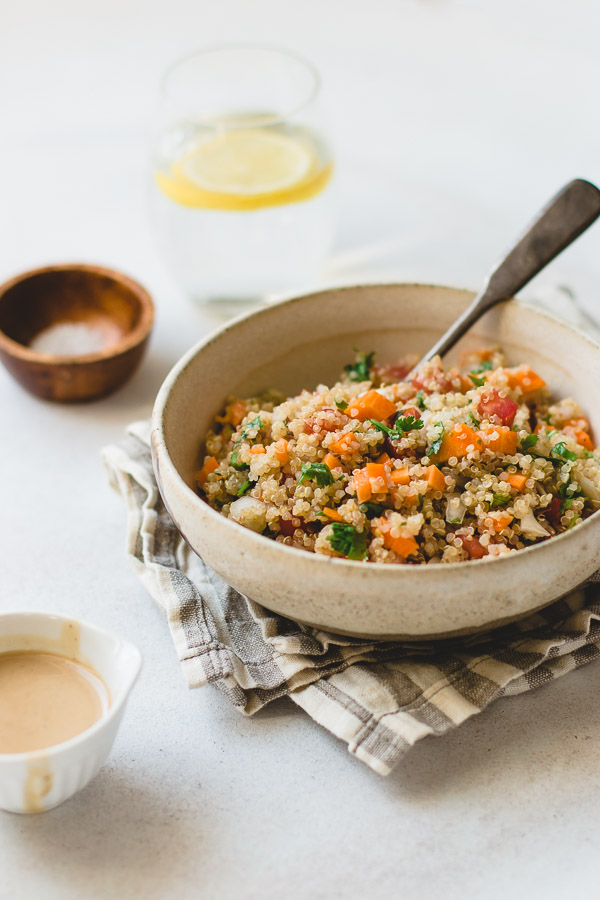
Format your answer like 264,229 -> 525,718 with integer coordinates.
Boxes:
574,430 -> 594,451
534,423 -> 547,436
506,473 -> 527,492
504,366 -> 546,393
390,468 -> 410,486
479,426 -> 518,455
426,465 -> 446,492
329,433 -> 360,455
437,424 -> 483,462
323,452 -> 342,470
490,512 -> 514,532
366,462 -> 387,481
273,439 -> 289,464
229,401 -> 247,426
376,452 -> 391,464
562,422 -> 594,451
562,416 -> 590,432
250,445 -> 266,454
348,390 -> 397,422
378,521 -> 418,558
196,456 -> 218,486
353,468 -> 372,503
322,507 -> 344,522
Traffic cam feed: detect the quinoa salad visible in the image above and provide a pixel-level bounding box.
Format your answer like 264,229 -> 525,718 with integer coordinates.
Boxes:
196,348 -> 600,564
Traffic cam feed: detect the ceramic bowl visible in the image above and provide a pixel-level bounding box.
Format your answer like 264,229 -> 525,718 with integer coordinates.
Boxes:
0,264 -> 154,402
0,612 -> 142,814
151,284 -> 600,640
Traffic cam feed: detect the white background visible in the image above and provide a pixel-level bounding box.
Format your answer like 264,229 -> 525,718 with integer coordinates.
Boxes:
2,1 -> 600,898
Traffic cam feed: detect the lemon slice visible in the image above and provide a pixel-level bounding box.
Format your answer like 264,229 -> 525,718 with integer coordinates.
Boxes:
156,128 -> 333,211
182,129 -> 313,194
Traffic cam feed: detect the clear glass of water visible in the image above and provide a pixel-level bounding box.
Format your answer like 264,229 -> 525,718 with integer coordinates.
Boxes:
151,45 -> 335,307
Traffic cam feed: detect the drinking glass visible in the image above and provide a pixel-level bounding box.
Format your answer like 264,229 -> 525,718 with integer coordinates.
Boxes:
151,45 -> 335,306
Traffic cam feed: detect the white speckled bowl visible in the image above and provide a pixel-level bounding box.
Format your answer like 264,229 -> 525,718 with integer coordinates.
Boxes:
151,284 -> 600,639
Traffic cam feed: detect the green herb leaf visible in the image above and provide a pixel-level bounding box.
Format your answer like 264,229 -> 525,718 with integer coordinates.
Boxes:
469,374 -> 487,387
335,399 -> 348,411
558,481 -> 583,499
471,360 -> 493,374
543,413 -> 552,424
428,423 -> 445,456
360,501 -> 386,518
584,450 -> 594,458
415,390 -> 426,411
238,416 -> 263,442
344,349 -> 375,383
566,516 -> 581,530
468,412 -> 481,428
236,480 -> 252,497
369,418 -> 394,437
328,523 -> 369,560
395,415 -> 424,435
520,434 -> 539,452
298,462 -> 335,487
230,450 -> 249,471
550,442 -> 577,462
490,492 -> 510,509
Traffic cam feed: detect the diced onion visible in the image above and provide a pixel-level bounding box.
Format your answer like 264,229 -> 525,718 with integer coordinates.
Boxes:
230,496 -> 267,532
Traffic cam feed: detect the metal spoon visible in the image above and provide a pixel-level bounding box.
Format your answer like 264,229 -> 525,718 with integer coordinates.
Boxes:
416,178 -> 600,368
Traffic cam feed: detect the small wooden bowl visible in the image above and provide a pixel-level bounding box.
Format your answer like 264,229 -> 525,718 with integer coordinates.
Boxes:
0,264 -> 154,402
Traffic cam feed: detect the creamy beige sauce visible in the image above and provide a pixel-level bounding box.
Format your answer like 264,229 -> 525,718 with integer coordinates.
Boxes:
0,651 -> 108,754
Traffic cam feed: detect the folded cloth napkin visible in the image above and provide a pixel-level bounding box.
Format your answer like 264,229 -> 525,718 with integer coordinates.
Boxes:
103,422 -> 600,776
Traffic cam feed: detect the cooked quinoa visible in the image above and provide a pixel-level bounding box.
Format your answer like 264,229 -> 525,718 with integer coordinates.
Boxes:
196,348 -> 600,564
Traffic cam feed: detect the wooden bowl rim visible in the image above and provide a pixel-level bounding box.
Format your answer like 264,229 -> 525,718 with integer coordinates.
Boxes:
0,263 -> 155,365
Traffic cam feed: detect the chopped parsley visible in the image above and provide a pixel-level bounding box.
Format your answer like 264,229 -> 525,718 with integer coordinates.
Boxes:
566,516 -> 581,530
558,481 -> 583,499
335,398 -> 348,411
520,434 -> 539,453
490,492 -> 510,509
469,374 -> 487,387
584,450 -> 594,458
550,442 -> 577,462
236,416 -> 263,443
468,412 -> 481,428
360,501 -> 386,518
344,348 -> 375,383
395,415 -> 425,435
428,423 -> 445,456
415,390 -> 427,411
236,480 -> 252,497
328,523 -> 369,560
230,450 -> 249,471
471,360 -> 493,374
298,462 -> 335,487
543,413 -> 552,424
369,418 -> 394,437
369,415 -> 423,438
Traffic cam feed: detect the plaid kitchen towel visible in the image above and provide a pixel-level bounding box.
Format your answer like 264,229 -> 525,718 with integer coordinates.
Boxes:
103,421 -> 600,776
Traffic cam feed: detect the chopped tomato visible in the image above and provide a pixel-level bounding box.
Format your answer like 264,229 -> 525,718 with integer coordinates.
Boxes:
477,388 -> 519,427
278,517 -> 297,537
460,536 -> 487,559
546,497 -> 562,528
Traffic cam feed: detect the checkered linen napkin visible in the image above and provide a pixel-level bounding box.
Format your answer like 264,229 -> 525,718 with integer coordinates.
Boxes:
103,421 -> 600,776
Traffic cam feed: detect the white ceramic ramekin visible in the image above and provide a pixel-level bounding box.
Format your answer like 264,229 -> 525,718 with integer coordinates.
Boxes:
0,612 -> 142,814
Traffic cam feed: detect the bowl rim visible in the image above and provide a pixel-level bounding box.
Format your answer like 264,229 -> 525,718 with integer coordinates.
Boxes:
151,281 -> 600,578
0,611 -> 142,763
0,263 -> 155,365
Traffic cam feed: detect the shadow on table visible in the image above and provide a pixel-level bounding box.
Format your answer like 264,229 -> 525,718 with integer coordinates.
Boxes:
5,765 -> 209,892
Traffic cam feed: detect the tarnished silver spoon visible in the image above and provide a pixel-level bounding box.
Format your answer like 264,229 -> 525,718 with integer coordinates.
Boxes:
416,178 -> 600,368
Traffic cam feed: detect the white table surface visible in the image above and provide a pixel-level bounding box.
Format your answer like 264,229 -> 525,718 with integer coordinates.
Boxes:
2,2 -> 600,897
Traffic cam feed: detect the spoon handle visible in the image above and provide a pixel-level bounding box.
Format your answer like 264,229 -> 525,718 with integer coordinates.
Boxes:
418,178 -> 600,365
